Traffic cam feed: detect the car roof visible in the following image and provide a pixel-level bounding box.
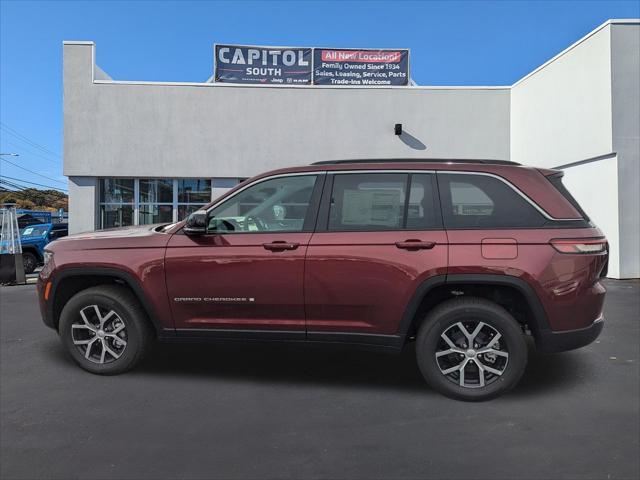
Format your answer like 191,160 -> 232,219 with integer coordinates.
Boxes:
250,159 -> 548,179
311,158 -> 520,166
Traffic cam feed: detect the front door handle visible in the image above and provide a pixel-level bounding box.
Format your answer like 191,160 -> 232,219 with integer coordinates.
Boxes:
263,241 -> 300,251
395,240 -> 436,250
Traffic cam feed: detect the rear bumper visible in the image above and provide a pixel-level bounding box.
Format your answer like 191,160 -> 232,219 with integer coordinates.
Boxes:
536,315 -> 604,353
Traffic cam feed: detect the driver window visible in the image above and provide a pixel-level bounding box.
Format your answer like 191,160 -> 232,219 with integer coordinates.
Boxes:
207,175 -> 317,233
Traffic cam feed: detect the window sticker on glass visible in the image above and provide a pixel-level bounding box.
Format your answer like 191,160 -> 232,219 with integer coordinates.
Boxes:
341,189 -> 402,227
22,228 -> 34,236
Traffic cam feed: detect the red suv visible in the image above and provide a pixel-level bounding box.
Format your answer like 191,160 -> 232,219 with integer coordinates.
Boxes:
37,160 -> 608,400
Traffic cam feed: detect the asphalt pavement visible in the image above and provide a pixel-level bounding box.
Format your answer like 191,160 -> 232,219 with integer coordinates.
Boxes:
1,279 -> 638,480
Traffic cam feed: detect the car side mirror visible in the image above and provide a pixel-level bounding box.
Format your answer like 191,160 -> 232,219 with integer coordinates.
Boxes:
183,210 -> 208,235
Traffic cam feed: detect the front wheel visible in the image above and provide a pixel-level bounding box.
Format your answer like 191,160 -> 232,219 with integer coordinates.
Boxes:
58,285 -> 153,374
416,297 -> 528,401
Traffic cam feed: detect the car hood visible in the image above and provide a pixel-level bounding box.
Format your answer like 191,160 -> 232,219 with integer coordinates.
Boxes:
47,224 -> 173,252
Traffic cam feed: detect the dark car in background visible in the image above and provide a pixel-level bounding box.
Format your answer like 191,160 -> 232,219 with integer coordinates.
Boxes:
19,222 -> 68,273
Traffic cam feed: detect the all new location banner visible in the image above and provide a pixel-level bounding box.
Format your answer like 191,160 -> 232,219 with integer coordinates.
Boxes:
214,45 -> 411,86
313,48 -> 410,86
215,44 -> 312,85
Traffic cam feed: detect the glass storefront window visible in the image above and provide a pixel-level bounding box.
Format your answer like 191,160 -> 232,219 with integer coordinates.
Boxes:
178,204 -> 205,221
98,178 -> 213,228
140,179 -> 173,203
139,204 -> 174,225
99,179 -> 134,203
100,205 -> 134,229
99,178 -> 135,229
178,179 -> 211,203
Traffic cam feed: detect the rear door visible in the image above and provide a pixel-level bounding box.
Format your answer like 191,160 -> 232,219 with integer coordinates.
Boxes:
304,171 -> 448,342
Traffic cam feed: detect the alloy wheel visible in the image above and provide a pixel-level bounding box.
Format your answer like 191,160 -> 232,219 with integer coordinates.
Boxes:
71,305 -> 128,364
435,321 -> 509,388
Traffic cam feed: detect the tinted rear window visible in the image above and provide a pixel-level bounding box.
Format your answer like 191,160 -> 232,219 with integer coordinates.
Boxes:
438,173 -> 546,229
547,173 -> 589,220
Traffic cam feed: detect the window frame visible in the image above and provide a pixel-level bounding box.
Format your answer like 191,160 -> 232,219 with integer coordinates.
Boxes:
196,172 -> 326,235
97,178 -> 218,229
97,178 -> 136,229
316,171 -> 443,233
138,178 -> 175,225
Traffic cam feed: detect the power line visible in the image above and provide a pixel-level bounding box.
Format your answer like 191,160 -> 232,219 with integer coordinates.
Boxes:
0,179 -> 28,192
0,179 -> 25,189
0,180 -> 66,202
0,122 -> 61,158
0,157 -> 67,185
0,175 -> 68,192
1,138 -> 61,166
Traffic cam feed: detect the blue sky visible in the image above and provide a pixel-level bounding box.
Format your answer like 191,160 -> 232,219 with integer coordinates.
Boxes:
1,0 -> 638,192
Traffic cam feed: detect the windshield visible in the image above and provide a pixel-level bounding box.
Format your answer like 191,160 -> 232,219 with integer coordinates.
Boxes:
20,226 -> 49,238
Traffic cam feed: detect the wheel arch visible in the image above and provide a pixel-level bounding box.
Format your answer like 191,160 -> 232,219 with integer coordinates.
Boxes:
397,274 -> 550,345
48,267 -> 164,336
21,246 -> 43,261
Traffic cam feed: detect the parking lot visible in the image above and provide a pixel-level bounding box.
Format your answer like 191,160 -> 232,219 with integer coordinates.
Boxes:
1,279 -> 638,480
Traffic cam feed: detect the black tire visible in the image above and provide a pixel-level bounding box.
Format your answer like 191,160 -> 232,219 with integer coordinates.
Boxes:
22,252 -> 38,274
58,285 -> 154,375
416,297 -> 527,401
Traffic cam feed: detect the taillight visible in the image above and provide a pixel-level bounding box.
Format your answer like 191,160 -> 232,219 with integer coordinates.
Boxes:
550,238 -> 607,254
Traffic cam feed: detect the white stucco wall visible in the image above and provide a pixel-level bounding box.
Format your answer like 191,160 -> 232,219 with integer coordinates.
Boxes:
611,23 -> 640,279
67,176 -> 96,234
510,24 -> 613,168
63,43 -> 511,180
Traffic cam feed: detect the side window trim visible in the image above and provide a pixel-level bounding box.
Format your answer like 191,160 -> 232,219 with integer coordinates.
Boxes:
401,174 -> 412,229
302,173 -> 326,232
405,172 -> 444,230
429,172 -> 445,230
315,172 -> 334,232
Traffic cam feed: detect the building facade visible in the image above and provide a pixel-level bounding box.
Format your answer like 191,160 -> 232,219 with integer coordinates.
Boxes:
64,19 -> 639,278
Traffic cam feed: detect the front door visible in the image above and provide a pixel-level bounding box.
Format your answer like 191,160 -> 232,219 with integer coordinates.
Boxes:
304,171 -> 448,342
165,173 -> 323,338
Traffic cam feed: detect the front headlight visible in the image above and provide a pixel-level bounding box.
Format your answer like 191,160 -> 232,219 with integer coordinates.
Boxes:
43,251 -> 54,265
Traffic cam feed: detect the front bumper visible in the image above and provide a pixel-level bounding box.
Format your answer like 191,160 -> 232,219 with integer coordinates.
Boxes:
536,315 -> 604,353
36,277 -> 55,329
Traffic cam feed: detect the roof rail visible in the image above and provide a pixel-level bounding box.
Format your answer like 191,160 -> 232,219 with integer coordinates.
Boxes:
311,158 -> 521,166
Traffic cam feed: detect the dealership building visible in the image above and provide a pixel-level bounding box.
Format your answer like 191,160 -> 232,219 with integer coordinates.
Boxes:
63,19 -> 639,278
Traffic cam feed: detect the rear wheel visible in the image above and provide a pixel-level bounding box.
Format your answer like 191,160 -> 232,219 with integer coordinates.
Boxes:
58,285 -> 153,374
22,252 -> 38,274
416,297 -> 527,401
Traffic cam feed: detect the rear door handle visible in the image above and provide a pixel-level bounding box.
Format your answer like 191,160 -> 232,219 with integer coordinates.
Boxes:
263,241 -> 300,251
395,240 -> 436,250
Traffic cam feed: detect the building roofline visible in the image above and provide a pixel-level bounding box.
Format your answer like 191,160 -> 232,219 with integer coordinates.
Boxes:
91,79 -> 510,90
512,18 -> 640,88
